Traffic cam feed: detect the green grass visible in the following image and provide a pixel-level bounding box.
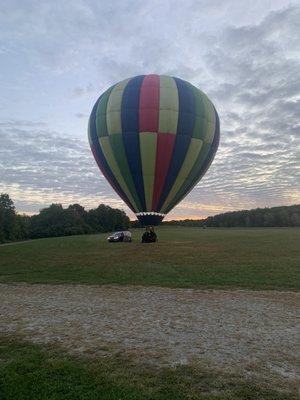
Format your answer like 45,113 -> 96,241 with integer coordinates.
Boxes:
0,337 -> 298,400
0,227 -> 299,290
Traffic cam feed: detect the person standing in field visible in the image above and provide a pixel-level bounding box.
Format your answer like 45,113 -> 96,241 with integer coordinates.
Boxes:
149,226 -> 157,242
141,226 -> 157,243
141,226 -> 150,243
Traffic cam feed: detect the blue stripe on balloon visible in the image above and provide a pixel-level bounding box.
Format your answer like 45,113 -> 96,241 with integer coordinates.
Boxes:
121,75 -> 146,211
89,96 -> 135,212
156,78 -> 196,211
174,77 -> 195,136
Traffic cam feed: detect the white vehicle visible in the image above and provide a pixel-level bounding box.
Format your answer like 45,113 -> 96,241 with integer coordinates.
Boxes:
107,231 -> 132,243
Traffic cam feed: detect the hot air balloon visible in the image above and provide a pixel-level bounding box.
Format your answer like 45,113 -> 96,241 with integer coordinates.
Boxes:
88,75 -> 220,226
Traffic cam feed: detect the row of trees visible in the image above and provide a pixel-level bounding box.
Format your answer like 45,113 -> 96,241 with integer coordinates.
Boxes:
165,205 -> 300,228
1,193 -> 299,243
0,194 -> 130,243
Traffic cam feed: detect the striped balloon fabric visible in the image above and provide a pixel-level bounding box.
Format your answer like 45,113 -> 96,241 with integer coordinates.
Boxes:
88,75 -> 220,225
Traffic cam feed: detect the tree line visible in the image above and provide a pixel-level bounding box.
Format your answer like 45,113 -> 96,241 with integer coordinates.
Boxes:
0,194 -> 130,243
165,205 -> 300,228
1,193 -> 299,243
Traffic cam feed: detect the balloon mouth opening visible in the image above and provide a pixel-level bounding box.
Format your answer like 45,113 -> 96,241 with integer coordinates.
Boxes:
136,212 -> 165,226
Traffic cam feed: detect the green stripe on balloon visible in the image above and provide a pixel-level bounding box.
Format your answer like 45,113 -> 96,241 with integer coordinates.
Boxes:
204,99 -> 216,143
199,91 -> 216,144
158,76 -> 179,134
139,132 -> 157,211
99,136 -> 139,211
96,86 -> 114,137
190,85 -> 215,142
191,87 -> 206,140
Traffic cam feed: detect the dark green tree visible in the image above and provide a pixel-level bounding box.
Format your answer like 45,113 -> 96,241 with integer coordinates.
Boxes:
0,193 -> 17,242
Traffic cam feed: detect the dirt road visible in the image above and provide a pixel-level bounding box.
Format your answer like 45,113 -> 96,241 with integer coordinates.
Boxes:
0,283 -> 299,388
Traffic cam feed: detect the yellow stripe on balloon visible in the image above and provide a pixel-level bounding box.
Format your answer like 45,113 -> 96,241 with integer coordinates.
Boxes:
158,76 -> 179,134
106,78 -> 131,135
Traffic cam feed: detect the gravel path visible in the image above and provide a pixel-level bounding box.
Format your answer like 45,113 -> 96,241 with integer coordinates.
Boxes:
0,283 -> 299,388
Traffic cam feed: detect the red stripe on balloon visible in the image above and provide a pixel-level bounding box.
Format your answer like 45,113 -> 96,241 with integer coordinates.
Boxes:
151,133 -> 176,211
139,74 -> 159,132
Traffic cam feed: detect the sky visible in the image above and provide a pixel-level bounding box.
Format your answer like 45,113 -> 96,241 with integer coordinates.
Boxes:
0,0 -> 299,220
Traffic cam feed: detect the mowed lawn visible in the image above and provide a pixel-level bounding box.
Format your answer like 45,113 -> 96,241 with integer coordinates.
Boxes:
1,227 -> 299,290
1,338 -> 298,400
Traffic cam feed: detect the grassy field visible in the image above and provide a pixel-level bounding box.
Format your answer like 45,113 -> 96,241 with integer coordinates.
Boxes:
0,337 -> 298,400
0,227 -> 299,290
1,227 -> 299,399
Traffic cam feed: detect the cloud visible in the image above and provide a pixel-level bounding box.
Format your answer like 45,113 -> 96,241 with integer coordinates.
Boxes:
188,5 -> 300,213
75,112 -> 88,119
0,121 -> 127,213
72,85 -> 96,99
0,2 -> 299,218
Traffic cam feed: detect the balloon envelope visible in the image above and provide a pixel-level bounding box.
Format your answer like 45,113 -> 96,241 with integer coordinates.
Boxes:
88,75 -> 220,225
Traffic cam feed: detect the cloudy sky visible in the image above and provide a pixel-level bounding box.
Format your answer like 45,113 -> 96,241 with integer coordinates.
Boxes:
0,0 -> 299,219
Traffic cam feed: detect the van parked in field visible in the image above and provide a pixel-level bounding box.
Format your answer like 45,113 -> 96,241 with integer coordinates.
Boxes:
107,231 -> 132,243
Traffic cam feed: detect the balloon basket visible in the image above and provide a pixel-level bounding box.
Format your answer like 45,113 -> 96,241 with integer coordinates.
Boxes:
136,212 -> 165,226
